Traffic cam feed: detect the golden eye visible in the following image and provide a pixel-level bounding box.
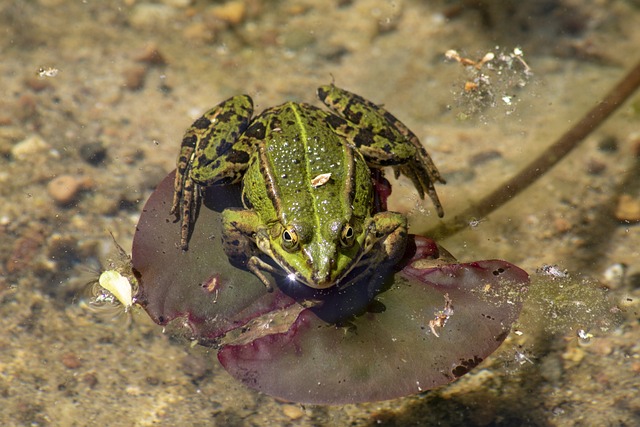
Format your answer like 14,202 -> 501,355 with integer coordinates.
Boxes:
281,227 -> 299,251
340,223 -> 355,247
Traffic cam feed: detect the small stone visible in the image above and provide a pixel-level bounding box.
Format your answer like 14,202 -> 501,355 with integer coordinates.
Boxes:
586,158 -> 606,175
469,149 -> 502,167
181,354 -> 208,380
61,352 -> 82,369
24,75 -> 52,92
79,141 -> 108,166
129,3 -> 176,29
160,0 -> 192,7
615,194 -> 640,222
562,345 -> 585,366
183,22 -> 216,43
281,404 -> 305,420
553,217 -> 571,233
47,175 -> 92,206
11,135 -> 51,161
7,226 -> 45,273
601,263 -> 627,289
82,373 -> 99,388
597,135 -> 618,152
133,43 -> 167,66
210,0 -> 246,25
123,65 -> 148,91
47,233 -> 78,261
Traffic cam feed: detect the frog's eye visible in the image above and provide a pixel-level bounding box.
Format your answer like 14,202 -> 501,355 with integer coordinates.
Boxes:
281,227 -> 299,251
340,224 -> 355,247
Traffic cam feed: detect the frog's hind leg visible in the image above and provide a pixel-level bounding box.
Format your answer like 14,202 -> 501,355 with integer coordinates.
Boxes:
171,95 -> 254,250
318,84 -> 445,218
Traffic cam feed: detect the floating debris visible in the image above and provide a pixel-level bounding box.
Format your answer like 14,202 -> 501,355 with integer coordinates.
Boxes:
311,172 -> 332,188
429,293 -> 454,337
98,270 -> 134,310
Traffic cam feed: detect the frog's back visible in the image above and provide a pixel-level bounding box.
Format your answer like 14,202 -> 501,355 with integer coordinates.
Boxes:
241,102 -> 372,238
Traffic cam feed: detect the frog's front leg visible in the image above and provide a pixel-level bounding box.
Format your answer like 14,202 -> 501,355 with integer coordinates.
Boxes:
367,211 -> 408,265
318,84 -> 445,218
221,208 -> 278,292
171,95 -> 254,250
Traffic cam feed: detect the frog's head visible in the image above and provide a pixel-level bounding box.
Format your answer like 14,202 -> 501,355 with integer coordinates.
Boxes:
266,219 -> 370,289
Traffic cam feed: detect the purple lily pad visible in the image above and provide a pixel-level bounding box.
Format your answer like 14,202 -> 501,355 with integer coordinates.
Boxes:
132,171 -> 529,404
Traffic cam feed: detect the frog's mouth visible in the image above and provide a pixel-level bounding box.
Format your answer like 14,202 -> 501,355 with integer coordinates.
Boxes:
272,243 -> 370,290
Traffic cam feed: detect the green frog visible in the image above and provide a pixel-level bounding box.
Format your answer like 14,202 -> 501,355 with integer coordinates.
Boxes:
171,84 -> 444,290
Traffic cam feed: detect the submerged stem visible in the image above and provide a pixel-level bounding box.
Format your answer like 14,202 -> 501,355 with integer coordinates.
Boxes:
427,58 -> 640,240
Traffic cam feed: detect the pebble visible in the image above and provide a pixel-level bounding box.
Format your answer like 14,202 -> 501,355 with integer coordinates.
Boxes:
82,373 -> 99,389
11,135 -> 51,161
615,194 -> 640,222
597,135 -> 618,152
210,0 -> 246,25
7,226 -> 45,273
123,65 -> 148,91
129,3 -> 176,29
183,22 -> 216,43
553,217 -> 571,233
586,158 -> 606,175
469,149 -> 502,167
47,175 -> 92,205
24,75 -> 52,92
61,352 -> 82,369
181,354 -> 209,380
281,404 -> 305,420
160,0 -> 192,7
602,263 -> 627,289
133,43 -> 167,66
0,126 -> 25,156
79,141 -> 108,165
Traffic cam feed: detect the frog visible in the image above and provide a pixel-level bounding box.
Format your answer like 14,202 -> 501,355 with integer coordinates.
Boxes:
171,84 -> 445,291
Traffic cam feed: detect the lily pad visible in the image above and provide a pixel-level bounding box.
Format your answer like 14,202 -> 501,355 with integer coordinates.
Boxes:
132,171 -> 529,403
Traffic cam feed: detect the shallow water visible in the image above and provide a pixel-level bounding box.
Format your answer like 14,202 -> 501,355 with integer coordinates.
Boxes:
1,1 -> 639,426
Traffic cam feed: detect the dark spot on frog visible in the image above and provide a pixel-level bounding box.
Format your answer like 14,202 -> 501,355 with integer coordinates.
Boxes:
246,122 -> 266,139
226,149 -> 250,165
214,139 -> 233,156
270,118 -> 282,131
182,134 -> 198,148
216,109 -> 241,123
192,116 -> 212,129
316,87 -> 329,100
325,114 -> 348,129
452,356 -> 483,378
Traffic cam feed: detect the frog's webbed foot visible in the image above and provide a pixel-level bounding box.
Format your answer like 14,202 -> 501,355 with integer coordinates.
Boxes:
385,107 -> 445,217
247,257 -> 277,292
391,148 -> 445,218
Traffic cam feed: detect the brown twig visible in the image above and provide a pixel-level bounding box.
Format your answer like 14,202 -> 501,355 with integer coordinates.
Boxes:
426,58 -> 640,240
